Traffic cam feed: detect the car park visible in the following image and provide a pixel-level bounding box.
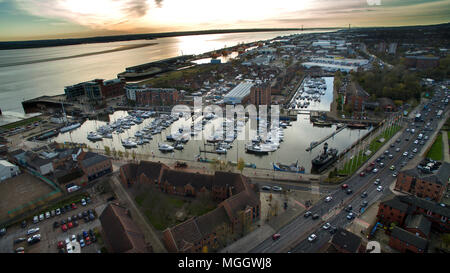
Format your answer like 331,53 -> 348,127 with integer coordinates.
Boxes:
308,234 -> 317,242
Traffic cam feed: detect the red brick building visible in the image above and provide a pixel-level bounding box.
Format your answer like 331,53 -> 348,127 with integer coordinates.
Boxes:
100,79 -> 126,99
395,162 -> 449,202
388,226 -> 428,253
405,56 -> 440,70
377,196 -> 410,226
250,84 -> 271,105
99,203 -> 151,253
135,88 -> 180,106
119,161 -> 261,253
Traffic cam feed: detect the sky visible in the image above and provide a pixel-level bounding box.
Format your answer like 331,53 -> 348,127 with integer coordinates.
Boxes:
0,0 -> 449,41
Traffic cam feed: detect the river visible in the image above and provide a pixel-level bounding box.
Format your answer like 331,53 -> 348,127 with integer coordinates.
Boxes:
0,30 -> 335,114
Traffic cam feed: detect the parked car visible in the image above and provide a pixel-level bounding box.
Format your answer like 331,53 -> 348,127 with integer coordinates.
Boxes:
341,184 -> 349,189
322,223 -> 331,230
55,208 -> 61,216
86,197 -> 92,204
261,186 -> 271,191
57,241 -> 64,249
73,221 -> 79,227
45,211 -> 51,219
71,203 -> 77,209
272,186 -> 283,192
78,212 -> 83,219
67,222 -> 73,229
15,247 -> 25,253
27,227 -> 40,235
359,172 -> 365,177
51,210 -> 56,217
372,168 -> 379,173
308,234 -> 317,242
60,207 -> 66,214
81,199 -> 87,206
33,216 -> 39,224
374,179 -> 380,185
21,220 -> 27,228
14,237 -> 26,244
61,224 -> 68,232
329,226 -> 338,234
79,239 -> 86,248
39,214 -> 44,221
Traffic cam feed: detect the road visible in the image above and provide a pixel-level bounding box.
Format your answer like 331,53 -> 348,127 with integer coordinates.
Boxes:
251,85 -> 448,253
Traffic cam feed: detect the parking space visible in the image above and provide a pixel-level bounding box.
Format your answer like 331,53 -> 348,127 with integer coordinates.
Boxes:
1,192 -> 108,253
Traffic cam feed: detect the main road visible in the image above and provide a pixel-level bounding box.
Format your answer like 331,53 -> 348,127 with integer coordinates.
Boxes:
251,85 -> 448,253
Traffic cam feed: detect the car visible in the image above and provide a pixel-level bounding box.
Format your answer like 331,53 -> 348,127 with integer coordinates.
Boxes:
345,205 -> 353,212
55,208 -> 61,216
322,223 -> 331,230
261,186 -> 271,191
361,191 -> 368,198
82,211 -> 88,217
15,247 -> 25,253
39,214 -> 44,221
27,227 -> 40,235
89,213 -> 95,220
65,205 -> 71,211
413,148 -> 418,153
272,233 -> 281,240
82,230 -> 88,238
51,210 -> 56,217
67,216 -> 72,222
390,143 -> 395,148
71,234 -> 77,242
346,189 -> 353,194
325,196 -> 333,202
28,234 -> 41,244
79,239 -> 86,248
77,234 -> 82,241
53,221 -> 59,228
379,162 -> 385,168
86,197 -> 92,203
57,241 -> 65,249
308,234 -> 317,242
21,220 -> 27,228
409,154 -> 413,159
14,237 -> 26,244
341,184 -> 349,189
84,216 -> 90,223
61,224 -> 68,232
45,211 -> 51,219
312,214 -> 319,220
396,139 -> 401,143
60,207 -> 66,214
67,222 -> 73,229
393,172 -> 398,177
384,150 -> 389,155
401,161 -> 407,167
414,140 -> 419,144
420,141 -> 425,145
380,155 -> 385,160
390,165 -> 395,170
65,238 -> 70,245
405,138 -> 409,141
272,186 -> 282,192
88,229 -> 95,237
388,154 -> 393,159
361,200 -> 368,207
395,148 -> 400,152
377,186 -> 383,192
81,199 -> 87,206
73,220 -> 79,227
372,168 -> 379,173
78,212 -> 83,219
304,211 -> 312,218
329,226 -> 338,234
71,203 -> 77,209
85,236 -> 91,245
346,212 -> 355,220
72,214 -> 78,221
60,219 -> 66,225
360,172 -> 365,177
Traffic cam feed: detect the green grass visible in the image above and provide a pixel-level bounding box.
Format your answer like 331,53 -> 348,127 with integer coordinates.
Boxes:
0,117 -> 41,130
338,124 -> 402,176
427,133 -> 444,161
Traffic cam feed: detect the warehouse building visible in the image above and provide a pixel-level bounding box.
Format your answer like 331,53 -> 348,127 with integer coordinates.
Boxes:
223,82 -> 254,104
0,160 -> 20,181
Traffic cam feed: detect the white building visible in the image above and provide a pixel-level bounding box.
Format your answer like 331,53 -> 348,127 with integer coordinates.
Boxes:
301,62 -> 357,73
0,160 -> 20,181
125,83 -> 147,101
223,82 -> 254,104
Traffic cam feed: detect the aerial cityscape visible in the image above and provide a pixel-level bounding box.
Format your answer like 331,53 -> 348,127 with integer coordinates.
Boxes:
0,0 -> 449,261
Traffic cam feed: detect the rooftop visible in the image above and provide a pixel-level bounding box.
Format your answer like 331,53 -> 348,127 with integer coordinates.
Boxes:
391,226 -> 428,250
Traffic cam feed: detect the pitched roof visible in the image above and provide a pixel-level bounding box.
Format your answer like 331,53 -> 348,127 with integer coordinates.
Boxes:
405,214 -> 432,237
380,195 -> 409,213
391,226 -> 428,250
399,195 -> 450,218
331,228 -> 362,253
121,161 -> 168,183
196,206 -> 230,236
168,217 -> 203,252
99,203 -> 149,253
221,188 -> 260,220
161,169 -> 214,189
80,152 -> 109,168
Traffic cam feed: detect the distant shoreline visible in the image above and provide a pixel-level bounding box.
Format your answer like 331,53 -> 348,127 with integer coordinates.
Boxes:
0,43 -> 157,68
0,28 -> 328,50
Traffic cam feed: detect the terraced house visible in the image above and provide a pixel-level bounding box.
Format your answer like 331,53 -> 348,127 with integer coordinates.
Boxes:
119,161 -> 261,253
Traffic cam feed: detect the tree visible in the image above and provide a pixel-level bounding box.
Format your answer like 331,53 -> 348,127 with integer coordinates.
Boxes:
124,150 -> 129,159
132,150 -> 137,161
104,146 -> 111,156
112,148 -> 117,158
237,158 -> 245,173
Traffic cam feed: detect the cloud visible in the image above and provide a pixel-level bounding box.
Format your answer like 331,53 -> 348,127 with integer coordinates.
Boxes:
13,0 -> 151,29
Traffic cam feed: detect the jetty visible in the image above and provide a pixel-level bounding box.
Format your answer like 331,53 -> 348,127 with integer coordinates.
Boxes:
306,125 -> 347,152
